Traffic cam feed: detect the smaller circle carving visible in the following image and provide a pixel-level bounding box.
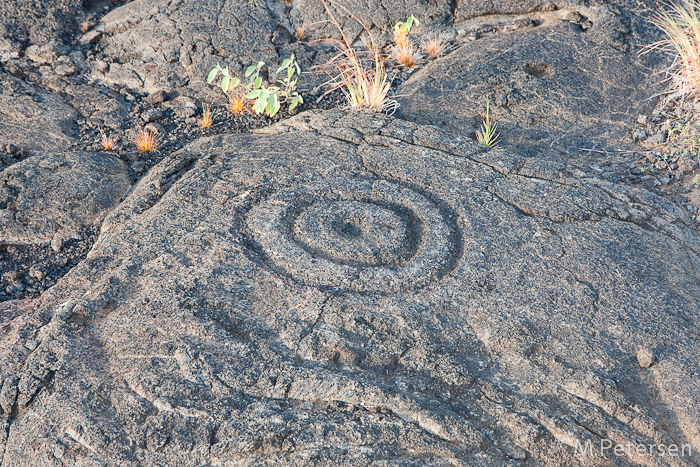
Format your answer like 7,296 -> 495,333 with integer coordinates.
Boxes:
294,200 -> 415,266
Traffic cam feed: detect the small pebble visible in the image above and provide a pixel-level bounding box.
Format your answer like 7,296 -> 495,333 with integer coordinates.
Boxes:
176,103 -> 197,119
636,348 -> 656,368
54,63 -> 76,77
647,132 -> 666,145
141,109 -> 164,123
29,264 -> 46,280
51,234 -> 66,253
677,155 -> 696,173
6,280 -> 25,294
93,60 -> 109,73
24,339 -> 38,351
2,271 -> 19,282
565,11 -> 584,22
146,90 -> 169,105
632,130 -> 647,141
79,30 -> 102,44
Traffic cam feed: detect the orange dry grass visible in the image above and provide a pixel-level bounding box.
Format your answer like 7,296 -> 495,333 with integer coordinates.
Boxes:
295,21 -> 323,41
314,0 -> 396,113
420,35 -> 448,59
198,103 -> 214,128
227,92 -> 247,114
133,128 -> 160,153
101,133 -> 116,150
649,0 -> 700,100
394,31 -> 410,49
392,42 -> 420,68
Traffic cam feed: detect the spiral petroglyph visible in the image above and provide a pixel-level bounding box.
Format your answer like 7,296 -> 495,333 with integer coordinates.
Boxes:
246,177 -> 462,292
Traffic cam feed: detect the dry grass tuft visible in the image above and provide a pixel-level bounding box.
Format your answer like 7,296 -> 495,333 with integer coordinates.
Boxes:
295,21 -> 324,42
227,92 -> 248,114
392,42 -> 421,68
420,35 -> 448,59
649,0 -> 700,100
394,31 -> 410,49
198,103 -> 214,129
101,133 -> 117,150
133,128 -> 161,153
314,0 -> 396,113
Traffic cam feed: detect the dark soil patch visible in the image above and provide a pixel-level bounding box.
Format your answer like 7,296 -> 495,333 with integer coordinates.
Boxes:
72,88 -> 352,183
0,227 -> 97,301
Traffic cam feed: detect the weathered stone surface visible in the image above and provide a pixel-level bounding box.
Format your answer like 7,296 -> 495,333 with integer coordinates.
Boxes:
0,71 -> 78,154
293,0 -> 454,46
0,299 -> 36,326
89,0 -> 497,98
1,110 -> 699,465
396,8 -> 665,163
455,0 -> 557,20
0,152 -> 130,247
0,0 -> 86,60
90,0 -> 284,96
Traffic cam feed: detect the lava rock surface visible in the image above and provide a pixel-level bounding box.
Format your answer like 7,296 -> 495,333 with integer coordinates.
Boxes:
1,110 -> 699,466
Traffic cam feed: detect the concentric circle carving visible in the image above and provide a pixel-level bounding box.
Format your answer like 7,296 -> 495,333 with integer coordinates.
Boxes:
246,178 -> 461,292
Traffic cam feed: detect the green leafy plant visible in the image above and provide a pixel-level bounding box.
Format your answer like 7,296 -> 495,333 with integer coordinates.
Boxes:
244,56 -> 304,116
394,15 -> 419,40
207,64 -> 240,93
476,101 -> 500,148
207,55 -> 303,118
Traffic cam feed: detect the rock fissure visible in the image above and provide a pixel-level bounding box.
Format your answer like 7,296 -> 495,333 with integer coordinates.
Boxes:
295,294 -> 331,349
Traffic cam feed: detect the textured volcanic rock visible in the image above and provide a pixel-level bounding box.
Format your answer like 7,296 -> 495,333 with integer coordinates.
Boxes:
0,152 -> 130,247
454,0 -> 557,19
1,110 -> 699,466
395,6 -> 665,163
293,0 -> 455,45
89,0 -> 292,97
0,71 -> 78,154
88,0 -> 575,99
0,0 -> 89,60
